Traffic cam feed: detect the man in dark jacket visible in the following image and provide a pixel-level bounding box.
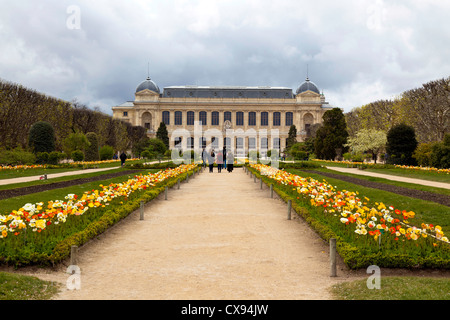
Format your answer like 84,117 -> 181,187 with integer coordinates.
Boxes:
120,152 -> 127,167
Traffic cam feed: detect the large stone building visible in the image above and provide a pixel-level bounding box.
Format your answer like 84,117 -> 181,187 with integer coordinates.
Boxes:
112,75 -> 332,155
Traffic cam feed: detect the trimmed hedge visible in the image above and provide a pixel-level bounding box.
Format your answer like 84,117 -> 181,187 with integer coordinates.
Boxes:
246,165 -> 450,269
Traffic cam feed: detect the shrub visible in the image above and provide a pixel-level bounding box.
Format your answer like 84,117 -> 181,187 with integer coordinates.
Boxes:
0,147 -> 36,165
71,150 -> 85,162
35,152 -> 49,164
386,123 -> 418,165
28,121 -> 55,153
99,145 -> 114,161
141,150 -> 155,159
85,132 -> 99,161
48,151 -> 64,165
413,142 -> 435,167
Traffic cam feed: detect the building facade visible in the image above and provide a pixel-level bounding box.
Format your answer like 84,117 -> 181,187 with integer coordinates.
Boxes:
112,76 -> 332,155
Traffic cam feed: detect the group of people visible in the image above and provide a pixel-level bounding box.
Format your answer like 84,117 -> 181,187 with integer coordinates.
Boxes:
202,147 -> 234,173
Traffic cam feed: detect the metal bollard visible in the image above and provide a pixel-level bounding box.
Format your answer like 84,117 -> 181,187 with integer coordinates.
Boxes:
70,245 -> 78,266
140,201 -> 144,220
330,238 -> 337,277
287,200 -> 292,220
177,179 -> 180,190
260,177 -> 263,189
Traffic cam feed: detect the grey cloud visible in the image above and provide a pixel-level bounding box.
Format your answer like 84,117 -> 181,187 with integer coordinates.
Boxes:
0,0 -> 449,114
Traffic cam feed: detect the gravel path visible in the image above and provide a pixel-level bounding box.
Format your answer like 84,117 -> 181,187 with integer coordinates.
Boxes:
21,167 -> 360,300
325,167 -> 450,190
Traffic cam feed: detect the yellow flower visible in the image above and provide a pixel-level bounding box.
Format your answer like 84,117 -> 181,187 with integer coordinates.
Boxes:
35,219 -> 46,230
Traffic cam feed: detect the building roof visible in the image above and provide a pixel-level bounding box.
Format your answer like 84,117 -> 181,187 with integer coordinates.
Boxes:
162,86 -> 294,99
136,77 -> 160,94
296,78 -> 320,95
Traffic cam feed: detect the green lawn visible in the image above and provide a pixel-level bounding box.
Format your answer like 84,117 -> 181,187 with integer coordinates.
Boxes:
314,167 -> 450,197
331,276 -> 450,300
309,160 -> 450,183
0,159 -> 146,180
0,167 -> 134,191
364,167 -> 450,184
0,272 -> 59,300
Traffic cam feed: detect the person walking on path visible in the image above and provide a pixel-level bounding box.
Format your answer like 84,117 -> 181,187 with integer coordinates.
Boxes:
208,149 -> 215,173
120,152 -> 127,167
226,150 -> 234,173
222,146 -> 227,170
216,149 -> 223,173
202,148 -> 207,168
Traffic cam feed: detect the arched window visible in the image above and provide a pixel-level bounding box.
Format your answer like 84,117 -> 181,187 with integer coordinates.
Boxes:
285,112 -> 293,126
236,112 -> 244,126
261,112 -> 268,126
224,111 -> 232,122
187,111 -> 194,125
175,111 -> 182,125
248,112 -> 256,126
162,111 -> 170,125
212,111 -> 219,126
273,112 -> 280,126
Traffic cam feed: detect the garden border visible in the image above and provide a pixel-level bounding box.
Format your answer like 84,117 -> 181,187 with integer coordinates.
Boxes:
0,166 -> 200,268
246,165 -> 450,270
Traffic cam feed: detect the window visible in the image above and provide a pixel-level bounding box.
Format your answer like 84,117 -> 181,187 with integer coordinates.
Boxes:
200,137 -> 206,149
162,111 -> 170,125
261,112 -> 268,126
236,137 -> 244,149
174,137 -> 182,149
236,112 -> 244,126
224,111 -> 232,122
273,112 -> 280,126
248,112 -> 256,126
248,137 -> 256,149
175,111 -> 182,126
261,137 -> 268,149
188,137 -> 194,149
212,111 -> 219,126
144,123 -> 151,129
211,137 -> 219,149
285,112 -> 293,126
123,111 -> 128,117
187,111 -> 194,125
199,111 -> 207,126
224,137 -> 231,149
273,138 -> 280,149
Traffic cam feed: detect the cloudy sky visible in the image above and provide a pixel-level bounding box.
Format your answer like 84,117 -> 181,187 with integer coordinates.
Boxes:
1,0 -> 449,114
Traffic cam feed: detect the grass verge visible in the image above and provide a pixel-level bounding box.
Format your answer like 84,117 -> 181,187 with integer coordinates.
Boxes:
0,272 -> 59,300
331,276 -> 450,300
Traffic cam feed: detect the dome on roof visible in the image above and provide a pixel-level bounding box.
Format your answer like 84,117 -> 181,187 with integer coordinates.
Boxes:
136,77 -> 160,94
296,78 -> 320,95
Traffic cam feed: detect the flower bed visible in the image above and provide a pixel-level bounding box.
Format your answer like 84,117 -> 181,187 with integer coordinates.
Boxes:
0,164 -> 197,267
249,164 -> 450,269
